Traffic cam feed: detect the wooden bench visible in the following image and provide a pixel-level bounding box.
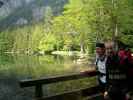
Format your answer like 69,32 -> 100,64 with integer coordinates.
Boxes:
19,70 -> 100,100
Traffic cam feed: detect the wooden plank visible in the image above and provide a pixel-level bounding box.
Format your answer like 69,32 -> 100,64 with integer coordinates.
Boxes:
20,70 -> 97,88
86,94 -> 103,100
19,70 -> 98,100
82,85 -> 100,96
36,86 -> 99,100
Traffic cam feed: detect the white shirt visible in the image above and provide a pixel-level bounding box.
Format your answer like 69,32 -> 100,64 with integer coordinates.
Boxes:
97,57 -> 107,83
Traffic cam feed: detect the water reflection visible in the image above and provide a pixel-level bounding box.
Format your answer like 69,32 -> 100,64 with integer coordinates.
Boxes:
0,54 -> 94,100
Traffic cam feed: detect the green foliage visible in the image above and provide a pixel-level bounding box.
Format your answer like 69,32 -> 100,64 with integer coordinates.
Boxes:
120,35 -> 133,47
31,24 -> 44,51
0,0 -> 133,53
39,33 -> 57,52
0,30 -> 14,51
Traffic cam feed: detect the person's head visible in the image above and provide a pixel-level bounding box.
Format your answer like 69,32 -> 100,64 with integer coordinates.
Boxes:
96,42 -> 105,57
104,41 -> 115,57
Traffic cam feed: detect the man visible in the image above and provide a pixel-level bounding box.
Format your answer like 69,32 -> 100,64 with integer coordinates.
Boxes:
81,42 -> 107,97
95,42 -> 107,94
104,41 -> 129,100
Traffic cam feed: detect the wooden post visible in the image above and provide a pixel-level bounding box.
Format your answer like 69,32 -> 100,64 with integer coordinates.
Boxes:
35,85 -> 43,98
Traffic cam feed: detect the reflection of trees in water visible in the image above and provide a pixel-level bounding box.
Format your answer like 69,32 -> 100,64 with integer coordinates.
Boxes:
0,54 -> 47,100
0,54 -> 14,65
0,54 -> 92,100
0,54 -> 90,77
0,75 -> 33,100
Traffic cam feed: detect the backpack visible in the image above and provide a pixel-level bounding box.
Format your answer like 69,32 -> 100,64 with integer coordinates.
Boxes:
118,49 -> 133,65
118,49 -> 133,89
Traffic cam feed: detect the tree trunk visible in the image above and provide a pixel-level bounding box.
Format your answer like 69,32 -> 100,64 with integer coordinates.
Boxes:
80,41 -> 85,54
112,0 -> 118,51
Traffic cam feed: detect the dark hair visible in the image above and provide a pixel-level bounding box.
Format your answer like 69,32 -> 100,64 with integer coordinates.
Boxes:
96,42 -> 105,48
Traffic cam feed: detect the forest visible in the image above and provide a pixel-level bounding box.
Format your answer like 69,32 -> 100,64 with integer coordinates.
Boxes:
0,0 -> 133,55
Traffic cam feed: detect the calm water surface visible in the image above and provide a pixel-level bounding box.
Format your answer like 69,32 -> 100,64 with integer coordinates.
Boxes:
0,54 -> 95,100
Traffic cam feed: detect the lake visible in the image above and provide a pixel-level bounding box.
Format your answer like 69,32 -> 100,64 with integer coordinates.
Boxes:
0,54 -> 96,100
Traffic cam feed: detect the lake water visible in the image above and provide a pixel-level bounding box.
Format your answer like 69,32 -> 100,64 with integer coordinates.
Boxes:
0,54 -> 96,100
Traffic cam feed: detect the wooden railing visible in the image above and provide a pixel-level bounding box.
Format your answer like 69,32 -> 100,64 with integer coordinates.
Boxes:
19,70 -> 100,100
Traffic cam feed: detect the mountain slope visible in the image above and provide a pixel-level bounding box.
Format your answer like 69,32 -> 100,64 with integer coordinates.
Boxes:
0,0 -> 68,31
